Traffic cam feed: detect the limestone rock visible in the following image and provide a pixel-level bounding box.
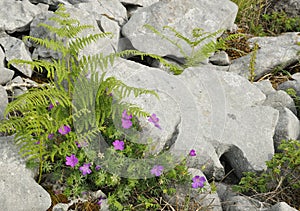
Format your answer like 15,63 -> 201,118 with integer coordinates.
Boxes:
0,136 -> 51,211
229,33 -> 300,80
0,0 -> 47,33
122,0 -> 238,59
274,107 -> 300,151
0,68 -> 14,85
0,36 -> 33,77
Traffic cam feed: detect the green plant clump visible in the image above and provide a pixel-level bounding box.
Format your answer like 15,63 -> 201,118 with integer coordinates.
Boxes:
233,139 -> 300,209
144,24 -> 243,74
231,0 -> 300,36
0,5 -> 208,210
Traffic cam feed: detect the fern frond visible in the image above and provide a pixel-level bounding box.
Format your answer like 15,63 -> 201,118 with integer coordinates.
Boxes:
144,24 -> 187,57
4,84 -> 70,115
23,36 -> 68,56
8,58 -> 57,79
69,32 -> 113,54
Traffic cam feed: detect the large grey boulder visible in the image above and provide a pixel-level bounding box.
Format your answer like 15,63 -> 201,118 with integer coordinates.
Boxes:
0,136 -> 51,211
177,66 -> 278,179
0,0 -> 47,33
0,36 -> 33,77
122,0 -> 238,59
74,0 -> 127,26
229,33 -> 300,80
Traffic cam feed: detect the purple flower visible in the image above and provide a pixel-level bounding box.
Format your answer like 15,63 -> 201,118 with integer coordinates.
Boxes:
79,163 -> 92,176
48,133 -> 54,140
35,141 -> 40,145
48,101 -> 59,110
150,165 -> 164,176
65,154 -> 78,168
192,175 -> 206,189
112,140 -> 124,151
48,103 -> 54,110
58,125 -> 71,135
95,165 -> 101,171
189,149 -> 196,156
121,110 -> 132,129
148,113 -> 161,129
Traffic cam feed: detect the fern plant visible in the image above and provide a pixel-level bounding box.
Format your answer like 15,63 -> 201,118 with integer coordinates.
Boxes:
144,25 -> 244,74
0,4 -> 156,183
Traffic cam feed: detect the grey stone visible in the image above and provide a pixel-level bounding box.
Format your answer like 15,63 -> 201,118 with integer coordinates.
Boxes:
266,202 -> 298,211
178,66 -> 278,179
254,80 -> 276,95
268,0 -> 300,18
223,195 -> 264,211
274,107 -> 300,150
263,90 -> 297,115
0,0 -> 47,33
75,0 -> 127,26
29,6 -> 118,61
0,68 -> 14,85
209,51 -> 231,66
122,0 -> 238,59
229,33 -> 300,80
163,168 -> 222,211
277,80 -> 300,95
0,136 -> 51,211
0,36 -> 33,77
0,86 -> 8,120
9,76 -> 27,98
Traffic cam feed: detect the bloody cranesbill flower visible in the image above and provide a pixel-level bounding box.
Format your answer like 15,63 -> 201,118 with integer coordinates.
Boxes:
121,110 -> 133,129
58,125 -> 71,135
189,149 -> 196,156
148,113 -> 161,129
192,175 -> 206,189
79,163 -> 92,176
65,154 -> 78,168
112,140 -> 124,150
150,165 -> 164,176
95,165 -> 101,171
48,101 -> 59,110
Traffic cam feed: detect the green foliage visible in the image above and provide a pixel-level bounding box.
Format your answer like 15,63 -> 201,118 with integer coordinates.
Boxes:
0,4 -> 156,182
231,0 -> 300,36
144,24 -> 243,74
248,42 -> 258,82
0,4 -> 206,210
233,140 -> 300,208
261,11 -> 300,35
